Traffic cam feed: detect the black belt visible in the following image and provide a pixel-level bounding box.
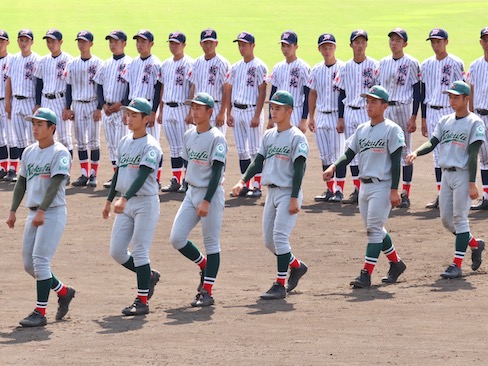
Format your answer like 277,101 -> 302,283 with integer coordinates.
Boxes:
233,103 -> 256,110
0,97 -> 4,101
166,102 -> 184,107
14,95 -> 28,100
75,100 -> 95,103
44,93 -> 64,99
360,178 -> 381,184
476,109 -> 488,116
29,206 -> 39,211
388,101 -> 401,106
319,111 -> 336,114
430,105 -> 446,110
348,106 -> 361,110
444,167 -> 457,172
268,184 -> 280,188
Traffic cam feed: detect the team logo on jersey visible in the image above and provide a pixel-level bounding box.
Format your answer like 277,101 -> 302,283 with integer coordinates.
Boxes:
143,149 -> 158,166
26,163 -> 52,180
215,143 -> 226,159
24,61 -> 35,81
175,65 -> 186,86
440,130 -> 467,146
358,138 -> 386,153
188,149 -> 210,165
246,66 -> 256,87
289,67 -> 300,88
362,68 -> 374,89
60,156 -> 69,167
441,65 -> 452,86
119,153 -> 142,167
298,142 -> 308,155
56,60 -> 67,80
397,131 -> 405,144
266,145 -> 291,160
476,124 -> 485,138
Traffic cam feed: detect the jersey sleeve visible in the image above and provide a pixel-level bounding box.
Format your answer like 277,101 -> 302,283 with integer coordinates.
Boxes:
409,58 -> 421,85
467,61 -> 477,85
92,62 -> 105,85
211,135 -> 228,164
292,133 -> 309,161
140,143 -> 161,171
454,58 -> 466,81
64,61 -> 73,85
432,116 -> 446,141
121,61 -> 130,82
334,64 -> 345,90
152,62 -> 161,86
470,118 -> 486,145
218,58 -> 231,86
256,63 -> 268,85
300,62 -> 311,86
348,128 -> 360,154
258,131 -> 269,157
33,58 -> 43,79
50,149 -> 71,177
226,64 -> 235,86
388,124 -> 406,153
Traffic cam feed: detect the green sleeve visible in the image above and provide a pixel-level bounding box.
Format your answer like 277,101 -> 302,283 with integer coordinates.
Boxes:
241,153 -> 265,183
10,175 -> 27,212
416,137 -> 439,156
291,156 -> 306,198
333,148 -> 356,169
468,140 -> 483,183
123,165 -> 153,199
390,147 -> 402,190
204,161 -> 225,203
107,168 -> 119,202
38,175 -> 65,211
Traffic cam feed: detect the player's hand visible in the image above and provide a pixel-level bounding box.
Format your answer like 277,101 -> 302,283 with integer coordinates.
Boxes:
113,197 -> 127,214
322,164 -> 336,182
336,118 -> 345,133
94,109 -> 102,122
63,109 -> 74,121
184,112 -> 193,125
289,197 -> 300,215
147,111 -> 156,127
109,102 -> 122,113
250,116 -> 260,128
267,119 -> 275,129
405,151 -> 417,165
5,100 -> 11,119
157,110 -> 163,125
102,201 -> 112,219
231,180 -> 245,197
407,115 -> 417,133
6,211 -> 16,229
421,118 -> 428,138
32,209 -> 45,227
196,200 -> 210,217
308,117 -> 316,133
32,105 -> 40,114
215,111 -> 225,127
469,182 -> 479,200
390,189 -> 401,207
103,104 -> 112,116
227,114 -> 234,127
298,119 -> 307,134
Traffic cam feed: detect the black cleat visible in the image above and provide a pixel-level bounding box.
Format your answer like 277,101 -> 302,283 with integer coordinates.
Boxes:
148,270 -> 160,300
247,188 -> 262,198
19,310 -> 47,327
287,262 -> 308,292
260,282 -> 286,300
190,289 -> 215,307
329,190 -> 344,203
230,186 -> 250,197
381,260 -> 407,283
396,193 -> 410,209
471,197 -> 488,211
314,189 -> 334,202
87,174 -> 97,187
122,298 -> 149,316
197,270 -> 205,292
440,264 -> 462,279
56,287 -> 76,320
0,169 -> 7,179
72,175 -> 89,187
178,179 -> 188,193
471,240 -> 485,271
103,179 -> 112,189
425,196 -> 439,209
350,269 -> 371,288
161,177 -> 181,192
5,169 -> 17,182
342,189 -> 359,204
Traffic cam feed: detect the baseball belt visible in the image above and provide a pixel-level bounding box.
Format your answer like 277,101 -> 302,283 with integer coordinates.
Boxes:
166,102 -> 184,107
268,184 -> 280,188
348,106 -> 361,110
233,103 -> 256,109
475,109 -> 488,116
14,95 -> 28,100
388,101 -> 402,106
430,105 -> 446,110
75,99 -> 97,104
443,167 -> 457,172
360,178 -> 382,184
44,92 -> 65,99
319,110 -> 336,114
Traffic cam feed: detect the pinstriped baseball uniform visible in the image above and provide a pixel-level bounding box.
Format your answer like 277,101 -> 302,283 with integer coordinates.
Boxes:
0,53 -> 10,149
468,57 -> 488,169
308,59 -> 345,165
377,54 -> 420,162
159,54 -> 193,158
188,54 -> 230,134
6,51 -> 40,148
227,57 -> 268,159
65,55 -> 103,151
34,52 -> 73,150
122,55 -> 162,141
269,58 -> 310,126
93,54 -> 131,162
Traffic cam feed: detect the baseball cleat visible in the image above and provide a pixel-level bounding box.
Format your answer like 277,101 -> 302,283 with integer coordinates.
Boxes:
19,309 -> 47,327
56,287 -> 76,320
350,269 -> 371,288
0,169 -> 7,179
72,175 -> 89,187
122,298 -> 149,316
65,176 -> 70,186
440,264 -> 462,279
260,282 -> 286,300
329,190 -> 344,203
191,289 -> 214,307
148,270 -> 160,300
247,188 -> 262,198
230,186 -> 250,197
178,179 -> 188,193
87,174 -> 97,187
103,179 -> 112,189
287,261 -> 308,292
314,189 -> 334,202
161,177 -> 181,192
381,260 -> 407,283
396,193 -> 410,209
425,196 -> 439,209
342,189 -> 359,204
5,169 -> 17,182
471,197 -> 488,210
197,270 -> 205,292
471,240 -> 485,271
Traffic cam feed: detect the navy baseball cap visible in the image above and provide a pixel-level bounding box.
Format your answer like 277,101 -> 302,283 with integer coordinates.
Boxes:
280,31 -> 298,45
426,28 -> 448,41
480,27 -> 488,38
75,30 -> 94,42
233,31 -> 255,44
0,30 -> 9,40
105,30 -> 127,41
201,28 -> 217,42
18,29 -> 33,40
25,107 -> 58,125
266,90 -> 294,107
168,32 -> 186,44
442,80 -> 470,96
350,29 -> 368,42
133,30 -> 154,42
361,85 -> 389,102
43,29 -> 63,40
388,28 -> 408,42
318,33 -> 336,46
185,92 -> 215,108
122,98 -> 152,115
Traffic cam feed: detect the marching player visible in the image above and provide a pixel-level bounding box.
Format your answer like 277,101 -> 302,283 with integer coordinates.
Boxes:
0,30 -> 11,180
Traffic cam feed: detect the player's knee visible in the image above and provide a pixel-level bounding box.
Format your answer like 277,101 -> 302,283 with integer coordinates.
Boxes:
23,261 -> 35,278
440,217 -> 455,233
170,232 -> 187,250
110,246 -> 130,264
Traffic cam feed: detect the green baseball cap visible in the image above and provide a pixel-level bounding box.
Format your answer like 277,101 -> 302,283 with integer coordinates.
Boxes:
360,85 -> 389,102
442,80 -> 470,96
25,107 -> 57,124
266,90 -> 294,107
122,98 -> 152,115
185,92 -> 215,108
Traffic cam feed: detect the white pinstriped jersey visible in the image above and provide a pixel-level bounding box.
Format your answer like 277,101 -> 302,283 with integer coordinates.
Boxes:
269,58 -> 310,107
6,52 -> 40,97
34,52 -> 73,94
335,56 -> 378,107
122,55 -> 161,101
377,54 -> 420,103
308,60 -> 344,111
65,56 -> 103,100
0,54 -> 10,98
227,57 -> 268,104
420,54 -> 465,107
93,55 -> 132,103
159,55 -> 193,102
468,57 -> 488,110
188,54 -> 230,101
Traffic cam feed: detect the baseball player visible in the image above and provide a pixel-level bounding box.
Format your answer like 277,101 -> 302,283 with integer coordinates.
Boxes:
93,30 -> 131,189
158,32 -> 194,193
64,31 -> 103,187
420,28 -> 465,209
335,29 -> 379,204
269,30 -> 310,134
0,30 -> 11,180
34,29 -> 74,161
227,31 -> 268,198
468,27 -> 488,210
308,33 -> 346,203
232,90 -> 309,300
122,30 -> 163,184
6,107 -> 75,327
5,30 -> 40,183
377,28 -> 421,208
323,85 -> 407,288
170,92 -> 227,307
188,29 -> 231,136
407,81 -> 485,278
102,98 -> 162,316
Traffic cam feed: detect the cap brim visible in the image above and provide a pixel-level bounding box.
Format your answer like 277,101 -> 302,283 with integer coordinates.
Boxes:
201,38 -> 217,42
184,99 -> 212,106
318,41 -> 335,46
233,39 -> 251,43
18,35 -> 32,40
24,115 -> 50,122
0,36 -> 8,40
351,35 -> 368,42
360,92 -> 383,99
133,35 -> 148,40
167,39 -> 182,43
43,35 -> 59,40
265,100 -> 291,106
442,90 -> 463,95
426,36 -> 446,41
388,31 -> 406,40
75,37 -> 91,42
121,106 -> 144,113
279,40 -> 296,45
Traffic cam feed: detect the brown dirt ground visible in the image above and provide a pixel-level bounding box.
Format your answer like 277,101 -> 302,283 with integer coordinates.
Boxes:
1,120 -> 488,366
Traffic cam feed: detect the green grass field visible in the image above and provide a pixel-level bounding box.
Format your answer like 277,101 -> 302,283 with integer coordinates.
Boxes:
2,0 -> 486,68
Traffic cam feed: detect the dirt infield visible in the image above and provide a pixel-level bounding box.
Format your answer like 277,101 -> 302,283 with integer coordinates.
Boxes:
1,126 -> 487,365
